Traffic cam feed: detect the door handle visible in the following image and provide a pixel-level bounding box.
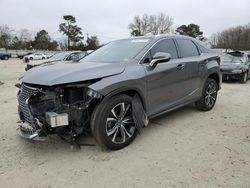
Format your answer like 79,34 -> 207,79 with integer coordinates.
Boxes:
176,64 -> 185,70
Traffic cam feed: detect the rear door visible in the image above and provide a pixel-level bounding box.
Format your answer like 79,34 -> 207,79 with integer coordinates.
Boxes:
142,39 -> 190,116
175,39 -> 202,99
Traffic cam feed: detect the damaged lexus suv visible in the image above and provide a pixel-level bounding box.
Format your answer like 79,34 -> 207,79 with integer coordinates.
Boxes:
16,35 -> 221,150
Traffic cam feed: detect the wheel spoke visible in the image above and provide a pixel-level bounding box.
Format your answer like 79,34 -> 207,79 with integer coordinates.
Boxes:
106,117 -> 117,123
112,128 -> 119,142
121,104 -> 130,119
210,96 -> 215,101
120,126 -> 126,143
122,125 -> 132,138
119,103 -> 126,118
111,108 -> 118,119
122,116 -> 133,124
205,96 -> 210,106
107,125 -> 118,136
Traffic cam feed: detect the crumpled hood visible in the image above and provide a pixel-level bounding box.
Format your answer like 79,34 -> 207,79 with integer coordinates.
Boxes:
220,62 -> 243,70
21,61 -> 126,86
28,59 -> 60,66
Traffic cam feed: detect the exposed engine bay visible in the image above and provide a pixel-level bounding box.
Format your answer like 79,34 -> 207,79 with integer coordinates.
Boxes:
17,83 -> 102,143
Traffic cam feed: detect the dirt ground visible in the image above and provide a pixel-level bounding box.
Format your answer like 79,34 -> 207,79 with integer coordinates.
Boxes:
0,59 -> 250,188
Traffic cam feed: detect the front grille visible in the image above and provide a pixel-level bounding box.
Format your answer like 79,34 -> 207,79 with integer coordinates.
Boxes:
18,84 -> 39,129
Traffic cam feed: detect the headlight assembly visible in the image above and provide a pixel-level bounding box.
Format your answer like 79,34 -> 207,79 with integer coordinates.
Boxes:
87,88 -> 103,99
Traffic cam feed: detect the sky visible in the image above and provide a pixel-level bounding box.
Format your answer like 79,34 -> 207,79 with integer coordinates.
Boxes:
0,0 -> 249,44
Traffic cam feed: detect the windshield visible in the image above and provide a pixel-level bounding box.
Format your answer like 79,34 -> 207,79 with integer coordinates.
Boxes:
80,38 -> 151,63
50,52 -> 67,60
221,54 -> 245,64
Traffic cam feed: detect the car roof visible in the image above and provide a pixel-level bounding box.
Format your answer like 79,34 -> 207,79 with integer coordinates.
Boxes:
122,34 -> 196,40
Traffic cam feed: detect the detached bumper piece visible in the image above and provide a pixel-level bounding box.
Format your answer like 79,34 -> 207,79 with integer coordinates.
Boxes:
17,126 -> 46,141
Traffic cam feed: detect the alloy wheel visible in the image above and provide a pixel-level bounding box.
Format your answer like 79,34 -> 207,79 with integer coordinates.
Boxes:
105,102 -> 136,144
205,82 -> 217,108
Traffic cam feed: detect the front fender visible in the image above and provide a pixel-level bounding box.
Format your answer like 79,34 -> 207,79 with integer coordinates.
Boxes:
88,63 -> 147,108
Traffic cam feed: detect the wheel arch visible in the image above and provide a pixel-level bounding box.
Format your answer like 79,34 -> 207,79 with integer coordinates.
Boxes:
207,72 -> 220,88
101,87 -> 147,111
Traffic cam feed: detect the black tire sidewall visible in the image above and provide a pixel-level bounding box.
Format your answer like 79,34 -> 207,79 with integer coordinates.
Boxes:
91,94 -> 137,150
196,78 -> 218,111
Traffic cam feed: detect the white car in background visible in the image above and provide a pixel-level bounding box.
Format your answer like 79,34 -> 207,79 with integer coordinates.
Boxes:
23,53 -> 48,62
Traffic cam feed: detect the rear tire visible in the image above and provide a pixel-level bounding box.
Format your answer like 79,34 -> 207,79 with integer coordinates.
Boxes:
91,94 -> 137,150
195,78 -> 218,111
30,57 -> 33,60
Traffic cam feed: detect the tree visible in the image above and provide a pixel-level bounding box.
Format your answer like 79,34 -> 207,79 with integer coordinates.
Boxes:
176,24 -> 203,40
0,24 -> 13,48
33,30 -> 58,50
211,24 -> 250,50
154,13 -> 173,34
70,35 -> 100,51
59,15 -> 83,50
85,35 -> 100,50
10,29 -> 33,49
128,13 -> 174,36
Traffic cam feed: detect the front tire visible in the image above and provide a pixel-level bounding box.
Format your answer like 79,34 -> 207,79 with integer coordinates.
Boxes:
195,78 -> 218,111
91,94 -> 137,150
241,72 -> 248,84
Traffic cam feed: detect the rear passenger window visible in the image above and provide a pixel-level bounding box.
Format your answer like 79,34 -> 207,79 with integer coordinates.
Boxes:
150,39 -> 178,59
177,39 -> 199,58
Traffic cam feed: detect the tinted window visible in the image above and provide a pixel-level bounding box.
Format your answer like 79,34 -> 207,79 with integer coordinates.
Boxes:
195,42 -> 210,53
177,39 -> 199,58
150,39 -> 178,59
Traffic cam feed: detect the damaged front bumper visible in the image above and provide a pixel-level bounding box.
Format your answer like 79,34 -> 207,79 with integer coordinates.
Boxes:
16,83 -> 103,143
17,125 -> 46,141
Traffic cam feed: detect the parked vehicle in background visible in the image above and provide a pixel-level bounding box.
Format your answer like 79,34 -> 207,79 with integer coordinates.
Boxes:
0,52 -> 11,60
23,53 -> 48,62
17,52 -> 33,59
16,35 -> 221,150
25,51 -> 87,70
220,51 -> 250,83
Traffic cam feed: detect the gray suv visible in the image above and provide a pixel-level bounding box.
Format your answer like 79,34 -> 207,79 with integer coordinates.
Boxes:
16,35 -> 221,150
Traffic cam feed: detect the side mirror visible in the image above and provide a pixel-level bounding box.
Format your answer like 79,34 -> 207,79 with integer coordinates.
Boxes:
149,52 -> 171,67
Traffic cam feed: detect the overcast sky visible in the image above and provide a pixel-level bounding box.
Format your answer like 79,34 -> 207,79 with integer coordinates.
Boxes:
0,0 -> 249,43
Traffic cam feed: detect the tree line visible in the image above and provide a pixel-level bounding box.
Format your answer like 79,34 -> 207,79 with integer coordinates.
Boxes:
0,15 -> 100,51
128,13 -> 204,40
210,24 -> 250,50
1,13 -> 249,51
128,13 -> 250,50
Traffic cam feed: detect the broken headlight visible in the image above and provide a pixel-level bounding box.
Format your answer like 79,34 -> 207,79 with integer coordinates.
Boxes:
86,89 -> 103,99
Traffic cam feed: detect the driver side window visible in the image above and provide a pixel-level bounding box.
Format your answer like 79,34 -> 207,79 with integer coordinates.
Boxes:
150,39 -> 178,59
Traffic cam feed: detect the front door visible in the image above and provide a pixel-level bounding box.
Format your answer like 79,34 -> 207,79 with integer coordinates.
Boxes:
142,39 -> 190,116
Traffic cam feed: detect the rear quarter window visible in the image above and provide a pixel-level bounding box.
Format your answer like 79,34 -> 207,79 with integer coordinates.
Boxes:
176,39 -> 199,58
